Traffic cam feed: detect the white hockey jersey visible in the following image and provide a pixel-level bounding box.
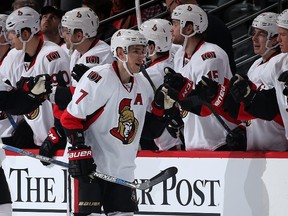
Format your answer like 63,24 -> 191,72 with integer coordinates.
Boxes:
174,41 -> 236,150
260,53 -> 288,141
245,56 -> 288,151
69,39 -> 114,85
15,40 -> 71,145
63,62 -> 154,181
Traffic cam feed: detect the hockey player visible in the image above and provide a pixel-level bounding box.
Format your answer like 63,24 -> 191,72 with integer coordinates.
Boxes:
197,12 -> 287,151
61,7 -> 114,79
60,29 -> 167,215
139,18 -> 183,150
161,4 -> 239,150
5,6 -> 71,148
39,7 -> 114,165
165,0 -> 236,74
0,74 -> 52,216
227,12 -> 288,151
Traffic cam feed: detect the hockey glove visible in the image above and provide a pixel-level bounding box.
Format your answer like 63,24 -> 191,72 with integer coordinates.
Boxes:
151,85 -> 175,117
229,74 -> 255,106
195,76 -> 219,102
68,144 -> 96,179
39,127 -> 66,166
56,70 -> 69,87
166,108 -> 184,139
278,70 -> 288,96
65,129 -> 96,179
163,67 -> 193,101
71,64 -> 90,82
16,74 -> 52,99
226,125 -> 247,151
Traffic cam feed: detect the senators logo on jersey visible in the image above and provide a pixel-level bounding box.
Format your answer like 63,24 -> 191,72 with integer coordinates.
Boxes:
110,98 -> 139,145
46,51 -> 60,62
86,56 -> 99,64
25,107 -> 40,120
87,71 -> 102,83
201,51 -> 216,61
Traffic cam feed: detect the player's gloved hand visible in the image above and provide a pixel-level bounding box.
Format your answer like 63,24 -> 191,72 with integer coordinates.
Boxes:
166,108 -> 184,139
65,129 -> 96,179
56,70 -> 69,87
39,127 -> 66,166
278,71 -> 288,96
68,144 -> 96,179
163,67 -> 193,101
226,125 -> 247,151
229,74 -> 255,106
151,85 -> 175,117
71,64 -> 90,82
16,74 -> 52,99
195,76 -> 219,103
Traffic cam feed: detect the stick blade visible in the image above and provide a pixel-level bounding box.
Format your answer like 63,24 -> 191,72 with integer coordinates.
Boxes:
138,166 -> 178,190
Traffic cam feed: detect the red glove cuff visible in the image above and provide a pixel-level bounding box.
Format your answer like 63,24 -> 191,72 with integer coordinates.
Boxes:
151,101 -> 164,117
68,149 -> 93,160
211,78 -> 229,107
48,127 -> 61,144
178,78 -> 193,101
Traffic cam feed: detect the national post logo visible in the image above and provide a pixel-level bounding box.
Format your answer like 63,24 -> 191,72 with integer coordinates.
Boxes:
110,98 -> 139,145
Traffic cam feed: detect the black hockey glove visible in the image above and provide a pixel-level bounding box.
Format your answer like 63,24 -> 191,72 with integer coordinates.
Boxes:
166,108 -> 184,139
163,67 -> 193,101
56,70 -> 69,87
66,130 -> 96,179
71,64 -> 90,82
226,125 -> 247,151
278,70 -> 288,96
151,85 -> 175,117
229,74 -> 255,106
195,76 -> 219,103
39,126 -> 66,166
16,74 -> 52,99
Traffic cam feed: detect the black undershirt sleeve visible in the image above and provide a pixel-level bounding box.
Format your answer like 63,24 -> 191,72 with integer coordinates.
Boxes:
0,90 -> 41,115
244,88 -> 279,121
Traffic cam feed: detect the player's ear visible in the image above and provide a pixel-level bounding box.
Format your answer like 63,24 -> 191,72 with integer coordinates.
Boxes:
117,47 -> 126,61
21,29 -> 32,41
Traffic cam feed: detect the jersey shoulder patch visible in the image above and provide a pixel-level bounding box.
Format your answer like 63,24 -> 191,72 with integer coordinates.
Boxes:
46,51 -> 60,62
86,56 -> 99,64
87,71 -> 102,83
201,51 -> 216,61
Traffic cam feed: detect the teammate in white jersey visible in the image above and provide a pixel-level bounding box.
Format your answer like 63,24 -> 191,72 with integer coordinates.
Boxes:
39,7 -> 114,165
61,7 -> 114,83
139,18 -> 183,150
225,12 -> 288,151
227,9 -> 288,143
60,29 -> 166,215
161,4 -> 238,150
5,7 -> 71,147
0,74 -> 52,216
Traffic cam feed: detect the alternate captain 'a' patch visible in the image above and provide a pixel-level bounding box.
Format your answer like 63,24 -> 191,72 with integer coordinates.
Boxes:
201,51 -> 216,61
46,51 -> 60,62
87,71 -> 102,83
86,56 -> 99,64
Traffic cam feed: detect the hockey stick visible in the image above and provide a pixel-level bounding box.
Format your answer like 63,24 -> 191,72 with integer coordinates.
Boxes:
0,143 -> 178,190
